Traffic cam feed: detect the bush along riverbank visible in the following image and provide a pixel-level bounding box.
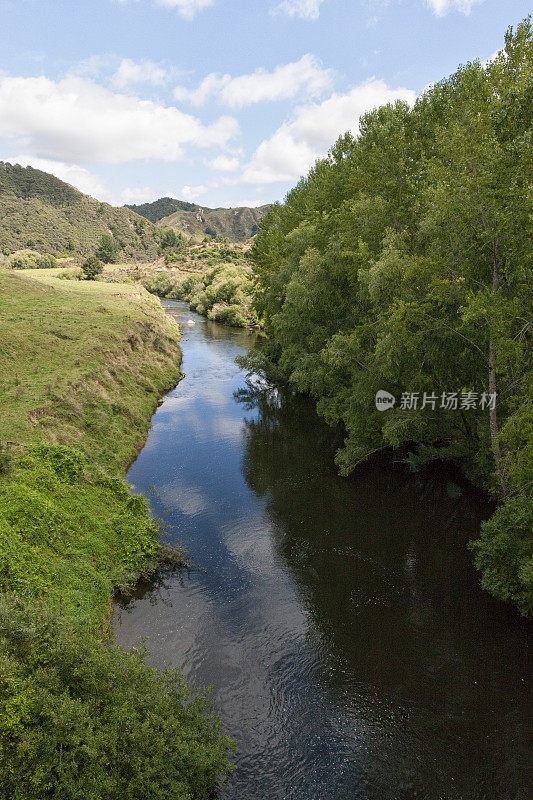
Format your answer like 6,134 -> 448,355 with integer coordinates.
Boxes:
118,245 -> 261,330
139,261 -> 260,329
245,19 -> 533,616
0,269 -> 233,797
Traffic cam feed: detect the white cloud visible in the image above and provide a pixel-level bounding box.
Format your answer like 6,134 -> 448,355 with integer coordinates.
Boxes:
74,53 -> 117,80
0,75 -> 239,164
206,155 -> 240,171
174,54 -> 333,108
426,0 -> 485,15
5,154 -> 108,198
156,0 -> 214,18
241,78 -> 416,184
119,186 -> 157,204
111,58 -> 168,89
115,0 -> 214,18
273,0 -> 324,19
227,198 -> 271,209
181,184 -> 207,201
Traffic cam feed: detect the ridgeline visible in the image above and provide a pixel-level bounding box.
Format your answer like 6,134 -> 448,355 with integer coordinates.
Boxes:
127,196 -> 270,242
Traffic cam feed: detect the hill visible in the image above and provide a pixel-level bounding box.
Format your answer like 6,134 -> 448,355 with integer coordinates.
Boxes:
127,196 -> 270,241
0,162 -> 159,260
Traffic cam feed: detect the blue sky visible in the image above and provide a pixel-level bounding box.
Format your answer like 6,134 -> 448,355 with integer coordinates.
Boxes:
0,0 -> 529,208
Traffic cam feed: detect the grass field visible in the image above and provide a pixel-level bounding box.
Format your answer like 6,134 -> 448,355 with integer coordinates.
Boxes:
0,268 -> 181,469
0,268 -> 182,626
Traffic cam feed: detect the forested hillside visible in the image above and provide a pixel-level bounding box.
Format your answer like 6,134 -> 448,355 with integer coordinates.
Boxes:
248,20 -> 532,614
0,163 -> 159,259
128,197 -> 270,241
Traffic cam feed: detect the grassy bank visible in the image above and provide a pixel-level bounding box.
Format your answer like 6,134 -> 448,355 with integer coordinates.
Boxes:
1,269 -> 181,469
0,269 -> 233,797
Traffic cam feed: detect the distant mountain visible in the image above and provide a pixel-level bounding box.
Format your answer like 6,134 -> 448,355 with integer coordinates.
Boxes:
125,197 -> 199,223
0,162 -> 159,260
127,197 -> 271,242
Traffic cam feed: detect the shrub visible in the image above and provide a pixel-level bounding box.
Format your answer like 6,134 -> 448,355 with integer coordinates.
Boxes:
9,249 -> 41,269
159,228 -> 181,249
471,495 -> 533,616
82,255 -> 103,280
35,254 -> 58,269
0,446 -> 171,623
0,596 -> 233,800
31,443 -> 86,483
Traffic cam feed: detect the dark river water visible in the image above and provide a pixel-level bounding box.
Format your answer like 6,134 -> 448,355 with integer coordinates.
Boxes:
113,300 -> 531,800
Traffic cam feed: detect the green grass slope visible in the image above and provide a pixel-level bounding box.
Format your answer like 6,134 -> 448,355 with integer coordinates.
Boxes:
0,269 -> 182,616
0,162 -> 159,260
127,196 -> 270,241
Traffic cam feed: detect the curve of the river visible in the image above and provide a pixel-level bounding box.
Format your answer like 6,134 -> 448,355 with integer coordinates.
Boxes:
113,300 -> 530,800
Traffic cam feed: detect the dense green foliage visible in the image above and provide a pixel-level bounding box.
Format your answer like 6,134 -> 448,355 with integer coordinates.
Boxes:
95,234 -> 119,264
181,264 -> 259,327
0,444 -> 160,626
82,255 -> 103,280
128,196 -> 270,242
140,261 -> 260,328
126,197 -> 199,223
0,163 -> 160,259
7,249 -> 58,270
249,20 -> 532,614
0,596 -> 232,800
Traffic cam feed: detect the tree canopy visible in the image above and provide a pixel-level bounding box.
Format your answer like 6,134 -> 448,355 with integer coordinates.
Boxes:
249,19 -> 533,614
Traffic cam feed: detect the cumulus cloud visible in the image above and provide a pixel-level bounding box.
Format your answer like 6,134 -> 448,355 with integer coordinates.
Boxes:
426,0 -> 485,15
174,54 -> 333,108
119,186 -> 157,204
111,58 -> 168,89
181,184 -> 208,201
273,0 -> 325,20
0,75 -> 239,164
241,78 -> 416,184
115,0 -> 214,18
227,198 -> 271,209
157,0 -> 214,18
206,155 -> 240,171
480,49 -> 502,69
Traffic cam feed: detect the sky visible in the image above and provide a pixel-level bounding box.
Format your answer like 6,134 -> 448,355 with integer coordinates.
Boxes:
0,0 -> 529,209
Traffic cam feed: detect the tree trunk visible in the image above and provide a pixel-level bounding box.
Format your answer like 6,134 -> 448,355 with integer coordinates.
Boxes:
488,242 -> 510,498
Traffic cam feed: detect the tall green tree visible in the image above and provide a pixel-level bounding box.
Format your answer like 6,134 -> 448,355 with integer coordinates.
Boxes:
95,233 -> 119,264
248,18 -> 533,614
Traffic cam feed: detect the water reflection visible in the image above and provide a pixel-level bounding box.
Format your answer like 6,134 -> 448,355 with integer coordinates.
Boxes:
114,302 -> 531,800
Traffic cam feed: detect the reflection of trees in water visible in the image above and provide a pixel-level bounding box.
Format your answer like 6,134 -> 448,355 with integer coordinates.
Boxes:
235,380 -> 531,800
114,565 -> 191,611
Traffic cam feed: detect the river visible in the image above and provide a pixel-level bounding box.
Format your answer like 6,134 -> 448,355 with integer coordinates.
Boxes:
113,300 -> 530,800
